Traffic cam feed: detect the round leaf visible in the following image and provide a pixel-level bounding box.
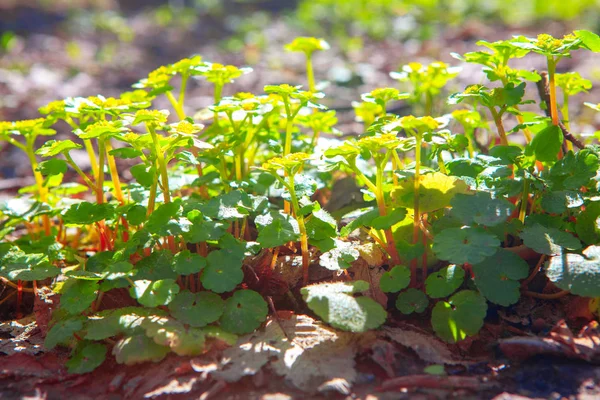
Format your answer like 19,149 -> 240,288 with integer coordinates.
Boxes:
219,290 -> 268,334
425,265 -> 465,298
520,224 -> 582,255
172,250 -> 206,276
395,288 -> 429,314
546,245 -> 600,297
169,290 -> 224,327
130,279 -> 180,307
450,192 -> 513,227
431,290 -> 487,343
472,249 -> 529,306
379,265 -> 411,293
432,227 -> 499,265
66,342 -> 107,374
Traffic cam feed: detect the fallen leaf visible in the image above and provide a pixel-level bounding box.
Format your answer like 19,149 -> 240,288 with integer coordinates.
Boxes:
381,325 -> 471,365
212,314 -> 373,392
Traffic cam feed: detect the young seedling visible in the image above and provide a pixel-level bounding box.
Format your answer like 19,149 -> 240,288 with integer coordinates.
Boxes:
390,61 -> 460,116
284,37 -> 330,92
261,152 -> 313,284
0,119 -> 56,236
556,72 -> 592,131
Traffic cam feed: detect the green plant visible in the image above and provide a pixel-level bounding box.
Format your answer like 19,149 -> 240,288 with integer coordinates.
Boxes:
1,30 -> 600,374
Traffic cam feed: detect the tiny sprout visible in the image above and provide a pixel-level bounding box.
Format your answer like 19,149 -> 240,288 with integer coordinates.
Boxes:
131,109 -> 170,126
352,101 -> 383,127
262,152 -> 312,176
361,88 -> 409,112
556,72 -> 592,96
167,120 -> 204,136
194,62 -> 252,103
285,37 -> 330,92
390,61 -> 460,115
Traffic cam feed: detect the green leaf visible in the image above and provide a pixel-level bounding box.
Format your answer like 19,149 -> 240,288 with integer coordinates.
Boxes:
575,30 -> 600,52
255,211 -> 300,248
301,280 -> 387,332
113,334 -> 169,365
36,139 -> 81,157
319,239 -> 359,271
450,192 -> 513,227
395,288 -> 429,314
370,208 -> 407,230
169,290 -> 224,327
133,250 -> 177,280
85,307 -> 165,340
109,147 -> 143,159
432,227 -> 499,265
576,202 -> 600,245
200,190 -> 253,220
219,290 -> 268,334
520,223 -> 582,255
379,265 -> 411,293
393,172 -> 469,213
102,261 -> 134,280
201,249 -> 244,293
172,250 -> 206,275
425,265 -> 465,298
340,207 -> 379,237
37,159 -> 67,176
60,279 -> 98,315
541,191 -> 584,214
130,163 -> 156,188
66,342 -> 107,374
44,318 -> 84,349
431,290 -> 487,343
62,202 -> 116,225
145,200 -> 181,235
126,205 -> 147,225
526,125 -> 563,162
130,279 -> 180,307
305,208 -> 337,240
0,252 -> 60,281
546,245 -> 600,297
472,249 -> 529,306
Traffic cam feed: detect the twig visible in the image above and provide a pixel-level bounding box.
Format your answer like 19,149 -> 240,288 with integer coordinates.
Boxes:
521,254 -> 547,288
535,71 -> 584,150
522,289 -> 570,300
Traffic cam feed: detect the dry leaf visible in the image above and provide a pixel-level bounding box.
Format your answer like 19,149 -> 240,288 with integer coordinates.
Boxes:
381,325 -> 469,365
213,314 -> 371,392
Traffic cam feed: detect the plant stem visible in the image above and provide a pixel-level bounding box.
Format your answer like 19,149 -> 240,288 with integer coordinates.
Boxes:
166,91 -> 185,120
147,174 -> 158,215
288,174 -> 310,285
489,108 -> 508,146
518,178 -> 529,223
25,142 -> 51,236
148,124 -> 175,253
83,140 -> 99,178
179,73 -> 188,112
547,57 -> 559,126
374,158 -> 401,268
96,139 -> 106,204
436,152 -> 447,174
562,92 -> 573,151
411,134 -> 423,285
64,153 -> 98,192
103,139 -> 125,204
306,54 -> 316,92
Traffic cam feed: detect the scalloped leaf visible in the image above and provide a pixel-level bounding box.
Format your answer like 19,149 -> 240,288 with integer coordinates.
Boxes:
431,290 -> 487,343
66,342 -> 107,374
379,265 -> 411,293
432,227 -> 499,265
130,279 -> 180,307
472,249 -> 529,306
546,245 -> 600,297
520,223 -> 582,255
395,288 -> 429,314
425,265 -> 465,299
172,250 -> 206,276
301,280 -> 387,332
169,290 -> 224,327
450,192 -> 513,227
219,290 -> 268,334
113,334 -> 169,365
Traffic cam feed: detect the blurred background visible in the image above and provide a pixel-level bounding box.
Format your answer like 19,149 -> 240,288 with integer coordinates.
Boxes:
0,0 -> 599,180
